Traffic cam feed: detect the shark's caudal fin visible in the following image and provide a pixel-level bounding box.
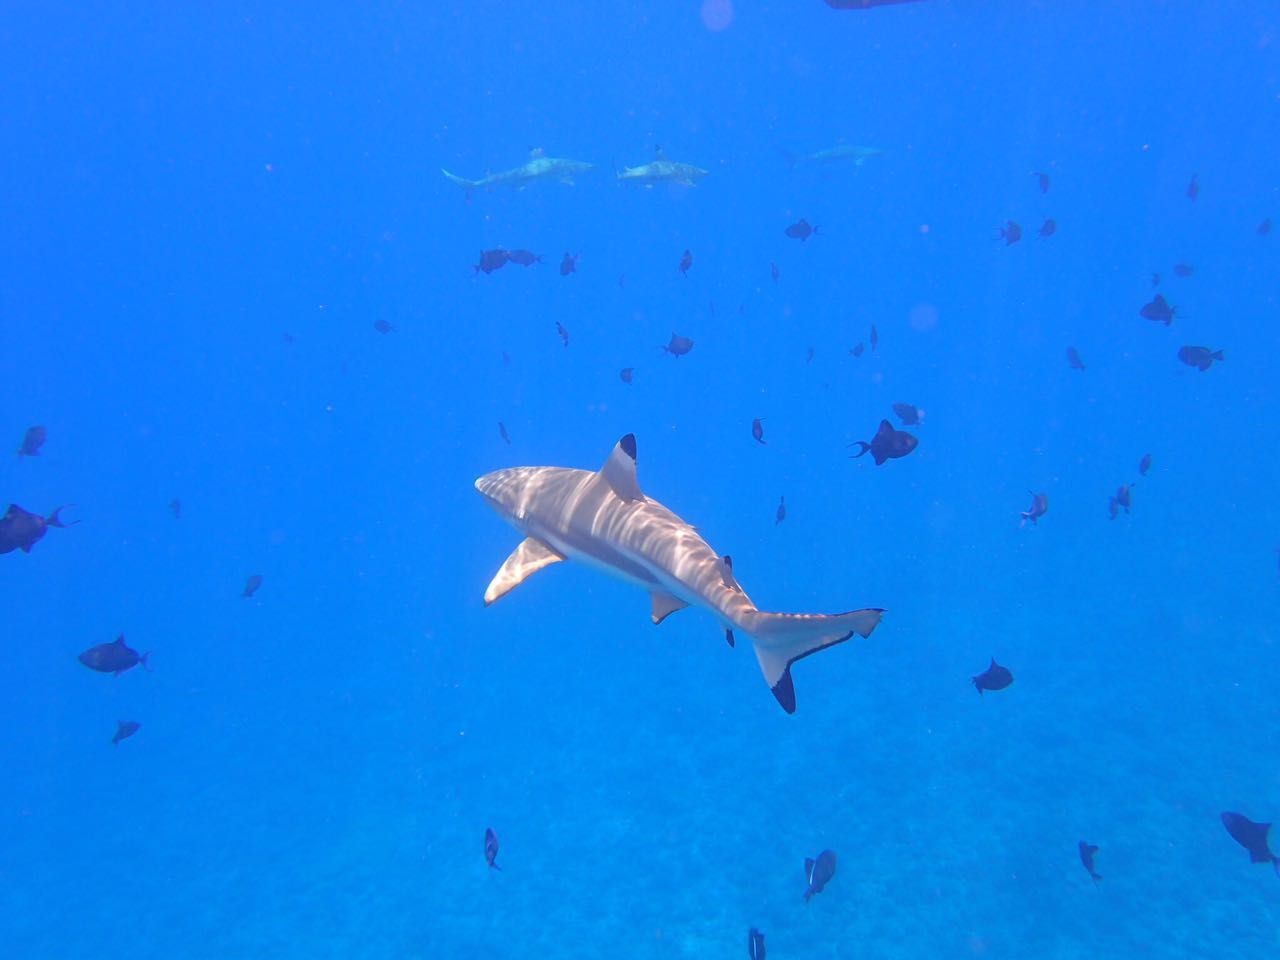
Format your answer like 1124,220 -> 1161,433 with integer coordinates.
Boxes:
442,168 -> 481,193
749,609 -> 883,713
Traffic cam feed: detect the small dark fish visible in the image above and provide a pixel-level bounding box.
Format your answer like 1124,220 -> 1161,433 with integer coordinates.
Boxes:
1186,172 -> 1199,201
752,418 -> 766,445
498,422 -> 511,445
1108,484 -> 1132,520
803,850 -> 837,902
474,248 -> 510,274
1078,841 -> 1102,884
0,503 -> 75,555
619,367 -> 634,384
556,321 -> 569,347
770,262 -> 780,282
1034,170 -> 1050,194
971,658 -> 1013,694
678,249 -> 693,276
747,927 -> 766,960
891,402 -> 923,426
805,346 -> 815,364
17,425 -> 46,457
1177,345 -> 1223,372
662,333 -> 694,357
869,324 -> 879,352
1038,218 -> 1056,238
1221,812 -> 1279,874
850,342 -> 865,358
1066,346 -> 1085,371
849,419 -> 917,466
168,498 -> 182,520
78,634 -> 149,675
373,319 -> 396,334
243,574 -> 263,598
1139,294 -> 1176,325
1020,492 -> 1049,527
784,218 -> 819,242
1173,262 -> 1194,278
508,249 -> 542,267
112,720 -> 141,746
283,332 -> 296,344
998,220 -> 1022,245
484,827 -> 501,870
1138,453 -> 1152,476
559,253 -> 578,276
775,495 -> 786,525
1258,217 -> 1272,236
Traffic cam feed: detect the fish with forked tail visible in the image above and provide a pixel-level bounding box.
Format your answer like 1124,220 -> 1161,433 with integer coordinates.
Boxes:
972,658 -> 1013,694
0,503 -> 76,555
1221,812 -> 1279,875
849,420 -> 917,465
78,634 -> 149,675
803,850 -> 837,901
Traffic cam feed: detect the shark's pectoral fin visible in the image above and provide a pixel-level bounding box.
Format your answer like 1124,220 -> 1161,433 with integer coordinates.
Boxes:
484,537 -> 565,606
651,592 -> 689,624
600,434 -> 643,500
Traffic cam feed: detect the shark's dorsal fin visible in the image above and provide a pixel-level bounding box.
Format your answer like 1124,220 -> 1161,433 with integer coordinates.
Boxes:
483,537 -> 565,606
651,592 -> 689,624
654,145 -> 668,161
600,434 -> 643,501
528,146 -> 545,159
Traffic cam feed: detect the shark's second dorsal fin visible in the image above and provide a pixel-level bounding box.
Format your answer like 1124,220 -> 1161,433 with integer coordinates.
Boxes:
529,146 -> 545,159
484,537 -> 564,606
721,555 -> 741,591
600,434 -> 643,501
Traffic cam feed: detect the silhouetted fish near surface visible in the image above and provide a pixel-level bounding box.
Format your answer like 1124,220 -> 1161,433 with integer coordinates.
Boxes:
678,249 -> 693,276
112,720 -> 141,746
784,218 -> 819,242
1177,345 -> 1223,371
1173,263 -> 1194,277
997,220 -> 1022,245
752,419 -> 766,445
803,850 -> 837,902
619,367 -> 634,384
556,322 -> 569,347
1108,484 -> 1132,520
508,249 -> 542,267
1020,492 -> 1049,527
1038,218 -> 1056,238
770,262 -> 780,282
1258,217 -> 1272,236
242,574 -> 263,598
373,318 -> 395,334
17,425 -> 46,457
484,827 -> 501,870
0,503 -> 75,555
474,248 -> 510,274
168,498 -> 182,519
1078,841 -> 1102,883
1034,170 -> 1050,193
1186,172 -> 1199,201
850,420 -> 917,466
747,927 -> 766,960
1139,453 -> 1152,476
79,635 -> 149,675
972,658 -> 1013,694
1067,346 -> 1085,371
870,324 -> 879,352
1140,294 -> 1176,325
892,402 -> 923,426
1221,812 -> 1279,874
775,496 -> 786,525
499,422 -> 511,445
850,342 -> 865,358
559,253 -> 578,276
662,333 -> 694,357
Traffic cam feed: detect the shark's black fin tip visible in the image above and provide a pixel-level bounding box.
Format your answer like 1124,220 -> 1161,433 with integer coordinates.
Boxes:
619,434 -> 637,460
772,670 -> 797,714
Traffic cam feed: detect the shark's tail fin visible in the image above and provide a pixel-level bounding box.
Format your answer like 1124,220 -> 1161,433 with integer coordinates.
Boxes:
747,608 -> 883,713
441,168 -> 479,196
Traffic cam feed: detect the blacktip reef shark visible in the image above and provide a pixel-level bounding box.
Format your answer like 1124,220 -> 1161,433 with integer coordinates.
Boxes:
475,434 -> 883,713
441,148 -> 594,197
616,146 -> 709,187
783,143 -> 885,168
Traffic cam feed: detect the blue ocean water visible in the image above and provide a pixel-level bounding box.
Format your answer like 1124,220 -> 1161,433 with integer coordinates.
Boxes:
2,1 -> 1279,956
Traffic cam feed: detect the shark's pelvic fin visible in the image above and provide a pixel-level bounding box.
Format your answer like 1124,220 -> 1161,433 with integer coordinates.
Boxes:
483,537 -> 565,606
599,433 -> 643,501
650,592 -> 690,624
749,609 -> 884,713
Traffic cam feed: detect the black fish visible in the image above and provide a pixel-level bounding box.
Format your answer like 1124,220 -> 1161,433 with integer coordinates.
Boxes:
243,574 -> 263,598
870,324 -> 879,352
499,421 -> 511,445
1066,346 -> 1085,371
747,927 -> 766,960
1034,170 -> 1050,194
1173,262 -> 1194,277
1177,345 -> 1223,372
678,249 -> 693,276
1108,484 -> 1132,520
1139,294 -> 1176,325
619,367 -> 634,384
1078,841 -> 1102,884
112,720 -> 141,746
373,318 -> 396,334
1258,217 -> 1272,236
1138,453 -> 1152,476
78,635 -> 149,675
752,418 -> 766,445
775,495 -> 786,525
972,658 -> 1013,694
508,249 -> 542,267
1221,812 -> 1279,874
556,321 -> 569,347
559,253 -> 578,276
17,425 -> 46,457
474,248 -> 510,274
1038,218 -> 1056,238
849,419 -> 917,466
803,850 -> 837,902
1020,492 -> 1049,527
784,218 -> 819,242
850,342 -> 865,358
998,220 -> 1022,245
770,262 -> 780,282
168,498 -> 182,520
662,333 -> 694,357
0,503 -> 75,555
892,402 -> 923,426
1186,172 -> 1199,201
484,827 -> 501,870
